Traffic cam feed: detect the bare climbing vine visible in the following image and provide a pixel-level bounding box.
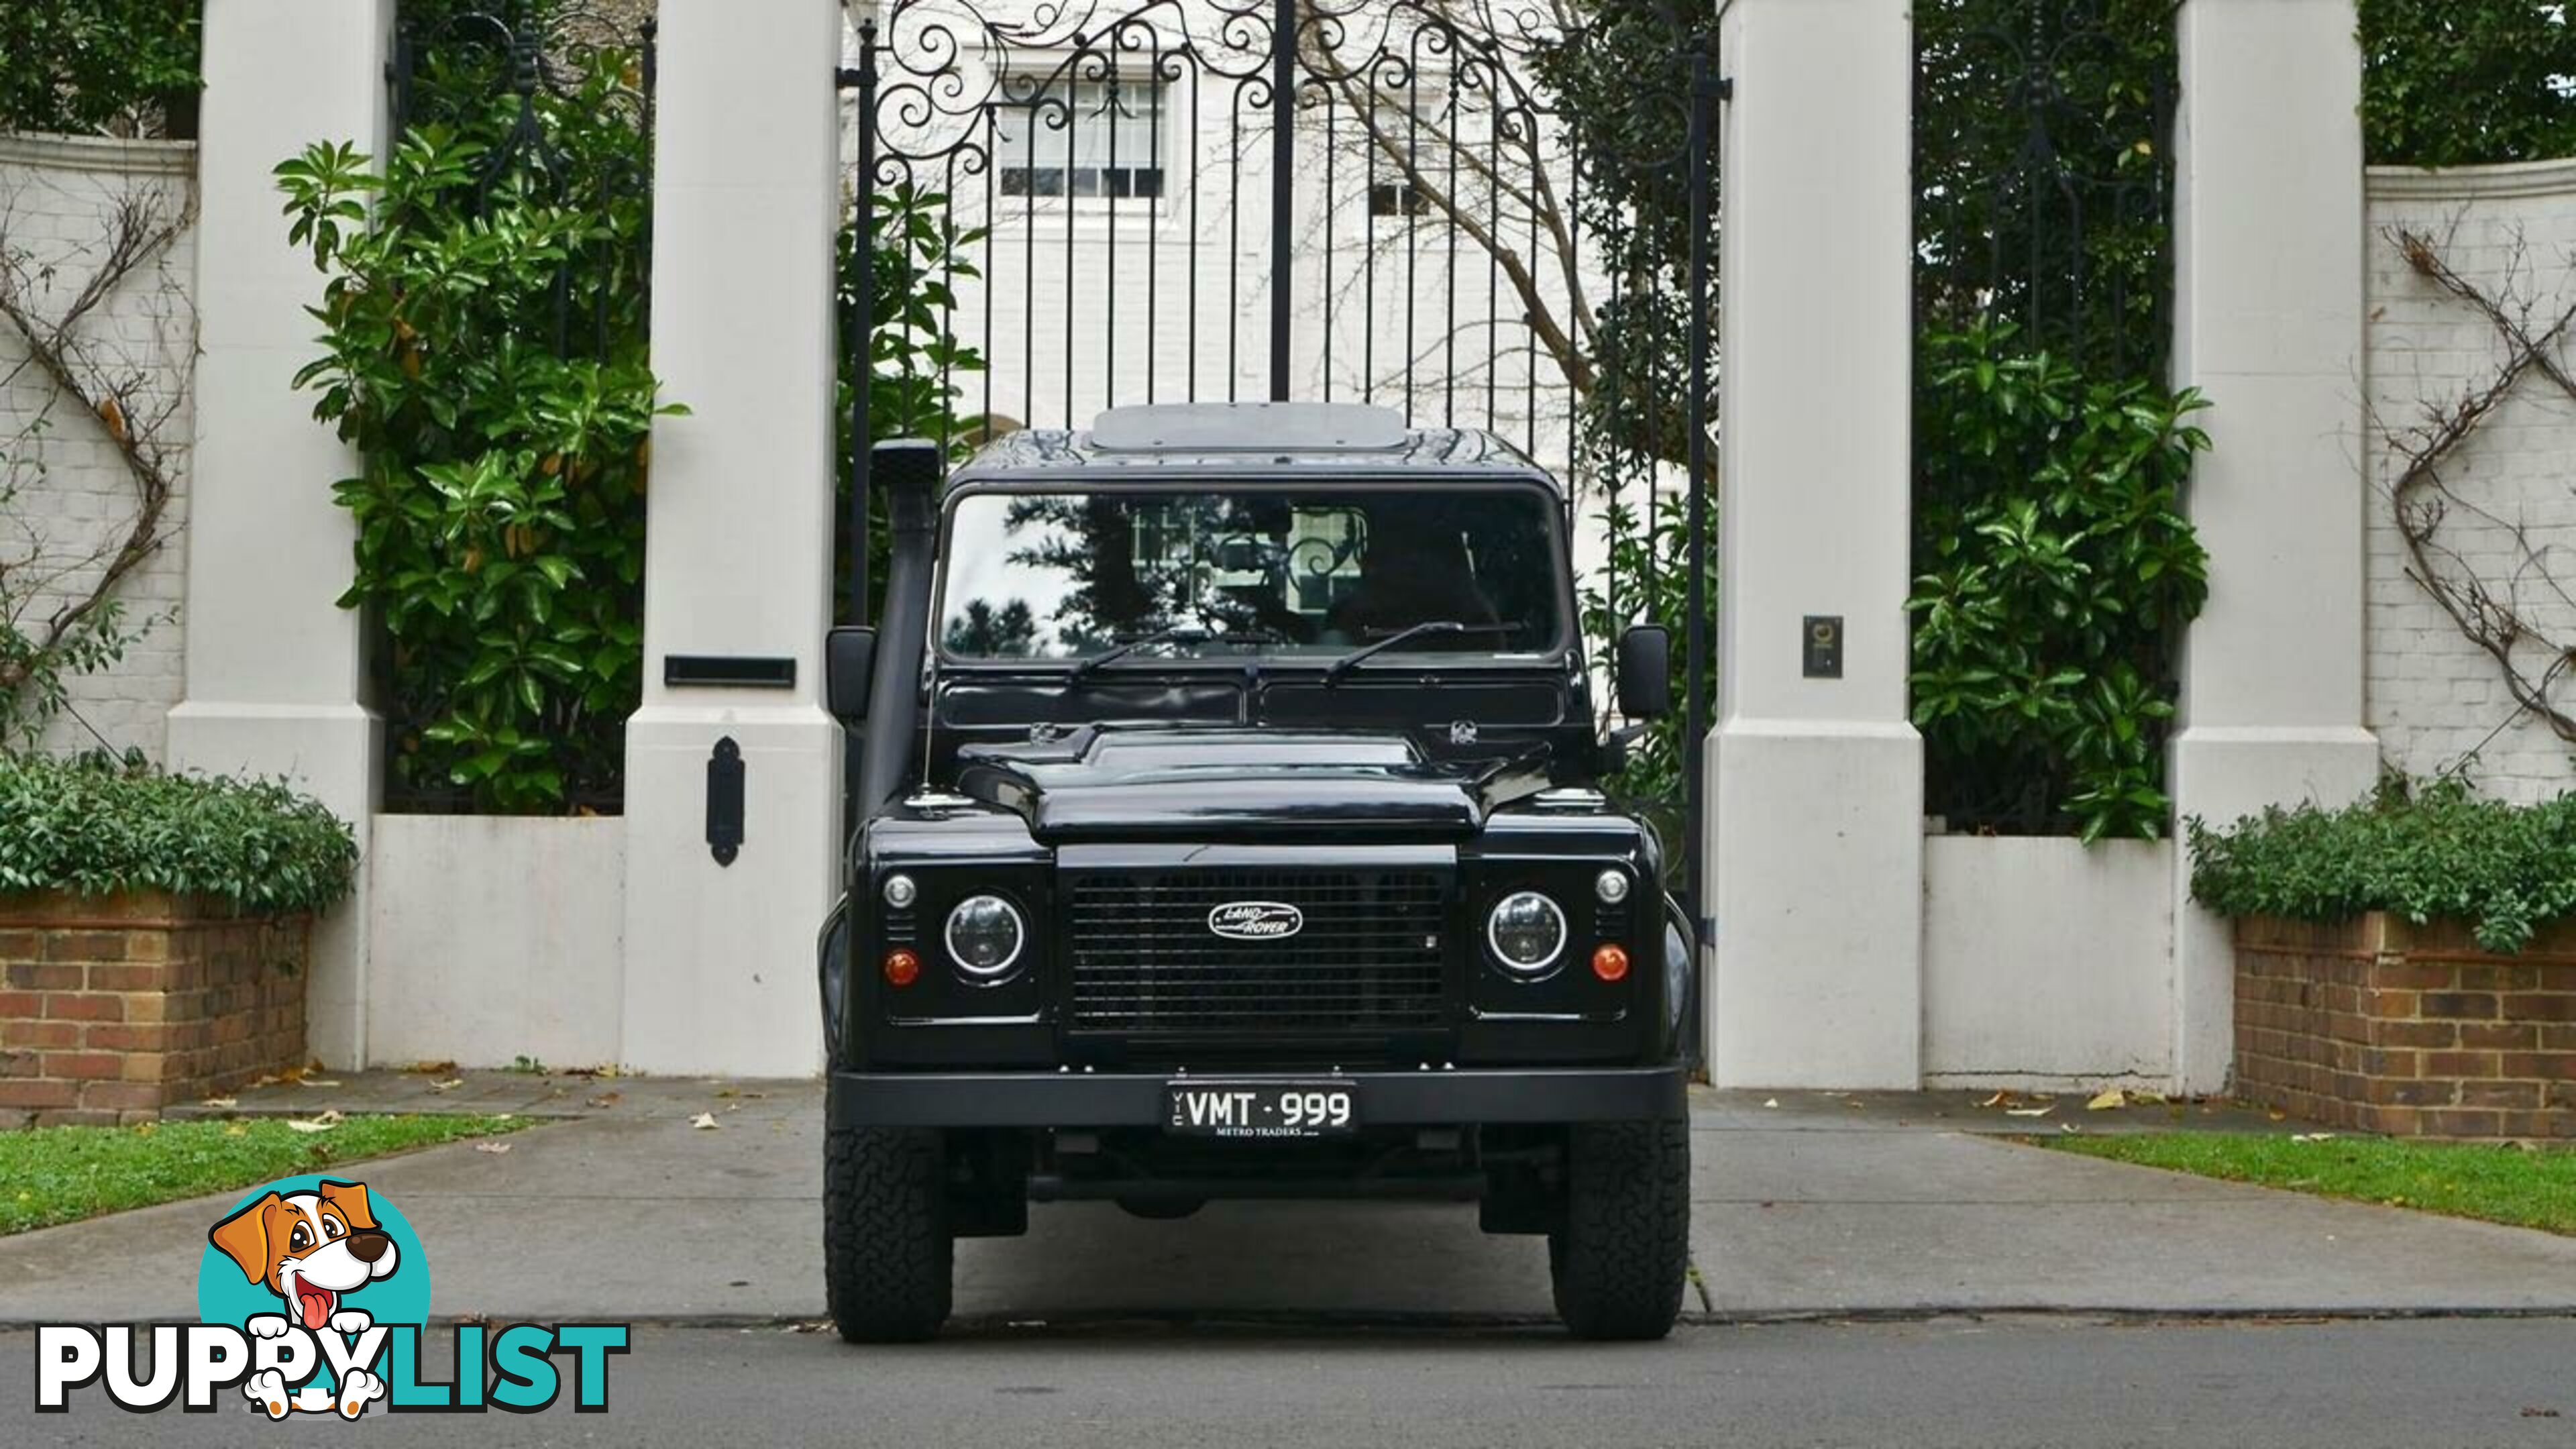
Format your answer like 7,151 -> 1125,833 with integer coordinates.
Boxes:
0,178 -> 195,748
2379,225 -> 2576,759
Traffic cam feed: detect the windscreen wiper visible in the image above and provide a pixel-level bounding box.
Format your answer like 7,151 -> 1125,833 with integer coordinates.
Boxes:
1321,619 -> 1511,686
1067,626 -> 1205,685
1067,624 -> 1285,685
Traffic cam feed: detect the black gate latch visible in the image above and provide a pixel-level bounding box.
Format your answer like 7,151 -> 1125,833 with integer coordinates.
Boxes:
706,737 -> 745,866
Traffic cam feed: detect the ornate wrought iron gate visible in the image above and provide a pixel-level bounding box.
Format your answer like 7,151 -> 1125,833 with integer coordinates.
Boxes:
839,0 -> 1719,940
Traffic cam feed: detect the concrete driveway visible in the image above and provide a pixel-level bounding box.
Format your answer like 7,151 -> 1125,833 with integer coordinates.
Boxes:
2,1075 -> 2572,1326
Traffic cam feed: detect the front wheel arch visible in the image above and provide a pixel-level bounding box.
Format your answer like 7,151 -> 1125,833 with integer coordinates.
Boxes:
818,896 -> 851,1067
1661,896 -> 1697,1061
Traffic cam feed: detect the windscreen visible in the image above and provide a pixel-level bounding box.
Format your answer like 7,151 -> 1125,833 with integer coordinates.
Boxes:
938,487 -> 1566,661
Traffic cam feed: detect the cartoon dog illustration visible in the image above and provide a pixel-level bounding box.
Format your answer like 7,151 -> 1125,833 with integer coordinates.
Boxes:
207,1180 -> 396,1419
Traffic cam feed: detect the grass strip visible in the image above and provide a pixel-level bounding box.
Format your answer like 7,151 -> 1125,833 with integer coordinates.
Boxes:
1,1114 -> 529,1234
2037,1130 -> 2576,1236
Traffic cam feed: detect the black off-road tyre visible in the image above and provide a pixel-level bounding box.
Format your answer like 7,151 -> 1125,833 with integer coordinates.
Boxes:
1548,1120 -> 1690,1341
824,1126 -> 953,1343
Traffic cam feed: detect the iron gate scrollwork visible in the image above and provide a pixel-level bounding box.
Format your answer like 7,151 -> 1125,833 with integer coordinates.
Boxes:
1913,0 -> 2183,836
838,0 -> 1721,942
372,3 -> 659,814
1914,0 -> 2176,378
388,3 -> 659,365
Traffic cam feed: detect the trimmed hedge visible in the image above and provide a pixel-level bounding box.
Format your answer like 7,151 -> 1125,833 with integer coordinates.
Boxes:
0,2 -> 199,138
2361,0 -> 2576,167
2188,778 -> 2576,955
0,753 -> 358,916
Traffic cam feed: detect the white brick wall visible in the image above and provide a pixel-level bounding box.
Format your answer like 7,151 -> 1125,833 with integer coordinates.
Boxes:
0,133 -> 195,763
2367,160 -> 2576,804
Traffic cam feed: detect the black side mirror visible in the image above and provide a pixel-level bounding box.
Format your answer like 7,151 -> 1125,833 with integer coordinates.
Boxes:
1616,625 -> 1672,720
826,626 -> 878,725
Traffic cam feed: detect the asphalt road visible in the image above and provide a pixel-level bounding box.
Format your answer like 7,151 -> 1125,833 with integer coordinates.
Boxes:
9,1316 -> 2575,1448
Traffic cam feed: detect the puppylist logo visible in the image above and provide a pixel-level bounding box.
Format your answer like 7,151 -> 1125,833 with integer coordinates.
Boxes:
35,1175 -> 629,1417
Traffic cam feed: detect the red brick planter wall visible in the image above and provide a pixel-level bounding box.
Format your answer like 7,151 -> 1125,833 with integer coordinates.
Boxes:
2235,914 -> 2576,1138
0,892 -> 311,1127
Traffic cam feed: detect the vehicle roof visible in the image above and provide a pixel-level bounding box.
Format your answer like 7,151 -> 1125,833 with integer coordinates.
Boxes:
946,402 -> 1561,490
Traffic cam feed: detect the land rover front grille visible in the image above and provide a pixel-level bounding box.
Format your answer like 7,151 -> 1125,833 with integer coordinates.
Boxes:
1066,871 -> 1447,1034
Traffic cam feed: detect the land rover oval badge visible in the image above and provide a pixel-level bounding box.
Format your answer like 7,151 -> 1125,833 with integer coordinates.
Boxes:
1207,901 -> 1303,941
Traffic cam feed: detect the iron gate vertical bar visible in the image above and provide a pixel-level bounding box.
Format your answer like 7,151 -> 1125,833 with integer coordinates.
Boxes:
847,22 -> 879,627
1684,54 -> 1717,946
1269,0 -> 1295,400
387,29 -> 416,136
641,20 -> 657,311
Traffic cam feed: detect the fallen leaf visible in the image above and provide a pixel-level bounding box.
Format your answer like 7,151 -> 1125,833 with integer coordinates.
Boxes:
298,1078 -> 344,1089
405,1060 -> 458,1075
225,1122 -> 248,1137
474,1142 -> 513,1155
586,1092 -> 623,1108
2004,1106 -> 2054,1118
430,1079 -> 465,1092
2086,1088 -> 2128,1111
286,1110 -> 345,1134
201,1096 -> 237,1110
1976,1091 -> 2015,1110
2291,1132 -> 2337,1144
1762,1097 -> 1779,1109
690,1112 -> 720,1130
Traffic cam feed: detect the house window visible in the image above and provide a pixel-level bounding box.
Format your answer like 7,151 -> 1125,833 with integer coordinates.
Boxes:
1360,100 -> 1440,219
1369,179 -> 1430,219
996,77 -> 1167,201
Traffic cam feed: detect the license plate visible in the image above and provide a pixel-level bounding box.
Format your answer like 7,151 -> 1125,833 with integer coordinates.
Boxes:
1165,1081 -> 1358,1138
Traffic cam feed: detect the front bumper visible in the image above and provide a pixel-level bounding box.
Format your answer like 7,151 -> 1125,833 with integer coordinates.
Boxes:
827,1063 -> 1688,1130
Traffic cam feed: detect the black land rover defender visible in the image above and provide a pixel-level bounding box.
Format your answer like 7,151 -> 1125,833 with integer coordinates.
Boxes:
818,402 -> 1693,1342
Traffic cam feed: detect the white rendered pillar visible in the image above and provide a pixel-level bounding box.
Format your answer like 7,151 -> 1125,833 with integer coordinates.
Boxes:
2167,0 -> 2379,1094
1707,0 -> 1922,1088
168,0 -> 394,1068
620,0 -> 843,1075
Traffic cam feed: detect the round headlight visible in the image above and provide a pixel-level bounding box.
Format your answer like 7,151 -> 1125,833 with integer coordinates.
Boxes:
1595,869 -> 1631,904
883,873 -> 918,910
1487,891 -> 1566,973
944,894 -> 1025,979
